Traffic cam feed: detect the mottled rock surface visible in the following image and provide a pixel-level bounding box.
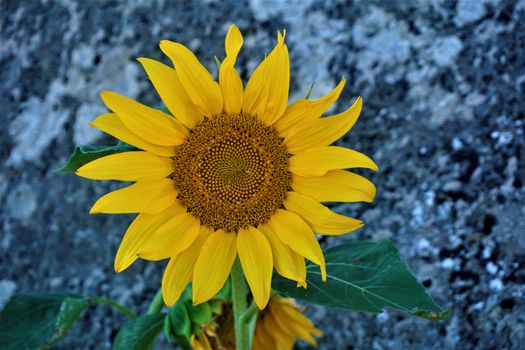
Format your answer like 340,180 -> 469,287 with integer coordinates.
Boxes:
1,0 -> 524,349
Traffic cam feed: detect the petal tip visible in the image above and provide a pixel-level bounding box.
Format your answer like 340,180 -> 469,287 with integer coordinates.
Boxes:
163,295 -> 175,308
255,296 -> 270,310
297,280 -> 307,289
114,262 -> 123,273
159,40 -> 178,52
192,298 -> 204,307
321,264 -> 327,282
89,202 -> 100,214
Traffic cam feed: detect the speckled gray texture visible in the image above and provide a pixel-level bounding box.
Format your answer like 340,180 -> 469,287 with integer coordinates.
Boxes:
1,0 -> 524,349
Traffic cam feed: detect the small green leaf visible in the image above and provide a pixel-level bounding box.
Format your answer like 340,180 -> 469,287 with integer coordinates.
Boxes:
164,302 -> 192,349
113,313 -> 164,350
187,302 -> 212,325
304,83 -> 315,99
58,141 -> 137,173
273,240 -> 450,320
0,293 -> 89,350
214,55 -> 222,70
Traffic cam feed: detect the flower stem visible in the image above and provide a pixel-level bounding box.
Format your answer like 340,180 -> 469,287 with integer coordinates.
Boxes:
146,289 -> 164,314
91,297 -> 136,318
231,257 -> 249,350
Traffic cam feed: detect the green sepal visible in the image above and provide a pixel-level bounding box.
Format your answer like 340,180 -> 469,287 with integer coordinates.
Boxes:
0,293 -> 89,350
213,278 -> 231,302
58,141 -> 137,173
304,83 -> 315,99
273,240 -> 450,320
187,302 -> 213,325
214,55 -> 222,71
209,299 -> 223,315
163,302 -> 192,349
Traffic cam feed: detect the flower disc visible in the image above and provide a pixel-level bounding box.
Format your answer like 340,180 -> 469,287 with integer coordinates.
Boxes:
172,113 -> 291,232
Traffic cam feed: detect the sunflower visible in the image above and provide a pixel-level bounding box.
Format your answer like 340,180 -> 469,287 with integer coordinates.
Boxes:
189,296 -> 320,350
253,297 -> 322,350
76,24 -> 377,309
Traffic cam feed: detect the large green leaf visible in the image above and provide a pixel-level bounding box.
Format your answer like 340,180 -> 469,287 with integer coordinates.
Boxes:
113,313 -> 164,350
58,141 -> 137,173
0,293 -> 89,349
273,240 -> 450,320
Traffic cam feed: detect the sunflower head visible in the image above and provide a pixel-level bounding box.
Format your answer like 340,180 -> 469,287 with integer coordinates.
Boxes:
76,24 -> 377,310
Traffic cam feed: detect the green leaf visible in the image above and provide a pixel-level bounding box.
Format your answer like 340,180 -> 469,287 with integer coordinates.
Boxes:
273,240 -> 450,320
113,313 -> 164,350
0,293 -> 89,350
163,302 -> 192,349
58,141 -> 137,173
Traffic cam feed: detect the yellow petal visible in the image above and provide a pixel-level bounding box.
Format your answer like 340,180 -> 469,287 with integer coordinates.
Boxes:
76,151 -> 173,181
274,79 -> 345,137
90,178 -> 177,214
265,303 -> 308,346
137,213 -> 201,261
220,25 -> 244,114
289,146 -> 378,177
284,96 -> 362,153
270,302 -> 320,345
160,40 -> 223,117
90,113 -> 175,157
114,200 -> 186,272
258,223 -> 306,286
262,312 -> 295,349
192,229 -> 237,305
292,170 -> 376,203
242,31 -> 289,125
252,335 -> 266,350
268,209 -> 326,281
284,192 -> 363,235
278,301 -> 323,337
162,225 -> 213,306
254,318 -> 276,349
101,91 -> 188,146
137,57 -> 202,128
237,226 -> 273,309
281,304 -> 323,337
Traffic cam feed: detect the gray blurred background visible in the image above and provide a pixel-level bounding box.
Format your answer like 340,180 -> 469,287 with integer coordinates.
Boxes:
1,0 -> 524,349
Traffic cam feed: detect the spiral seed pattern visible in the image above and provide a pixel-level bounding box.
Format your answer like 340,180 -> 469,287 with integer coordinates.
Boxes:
172,113 -> 291,232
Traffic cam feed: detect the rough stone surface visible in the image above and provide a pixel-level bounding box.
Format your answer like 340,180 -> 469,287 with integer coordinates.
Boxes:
1,0 -> 524,349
